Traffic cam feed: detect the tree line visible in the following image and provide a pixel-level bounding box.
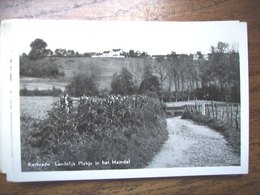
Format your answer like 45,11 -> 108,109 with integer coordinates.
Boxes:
21,38 -> 240,102
152,42 -> 240,102
22,38 -> 149,59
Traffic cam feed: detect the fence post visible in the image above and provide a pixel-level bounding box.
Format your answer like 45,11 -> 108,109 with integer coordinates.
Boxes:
226,104 -> 229,123
230,104 -> 233,127
206,104 -> 210,117
215,103 -> 218,119
211,101 -> 214,118
221,106 -> 225,122
202,104 -> 206,116
235,105 -> 240,130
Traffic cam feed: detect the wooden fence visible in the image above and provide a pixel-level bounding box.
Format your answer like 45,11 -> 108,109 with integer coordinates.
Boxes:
185,102 -> 240,130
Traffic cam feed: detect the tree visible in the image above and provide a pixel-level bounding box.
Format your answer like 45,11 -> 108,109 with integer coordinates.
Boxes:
228,50 -> 240,102
140,51 -> 149,58
20,55 -> 63,78
28,38 -> 48,60
196,42 -> 240,102
178,54 -> 195,101
139,75 -> 160,96
166,52 -> 180,100
128,60 -> 143,87
142,64 -> 153,81
166,52 -> 200,101
152,56 -> 168,94
128,50 -> 136,57
139,64 -> 160,96
111,67 -> 135,95
195,51 -> 208,89
208,42 -> 230,101
65,74 -> 98,97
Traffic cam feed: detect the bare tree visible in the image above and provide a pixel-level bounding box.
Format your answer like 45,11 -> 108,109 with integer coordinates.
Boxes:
152,56 -> 168,94
127,59 -> 144,87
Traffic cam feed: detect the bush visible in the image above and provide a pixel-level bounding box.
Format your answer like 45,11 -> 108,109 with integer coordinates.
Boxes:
110,67 -> 136,95
65,74 -> 98,97
20,56 -> 64,78
21,95 -> 168,171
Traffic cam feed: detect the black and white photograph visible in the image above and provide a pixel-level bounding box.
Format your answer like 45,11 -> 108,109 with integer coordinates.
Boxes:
1,20 -> 249,181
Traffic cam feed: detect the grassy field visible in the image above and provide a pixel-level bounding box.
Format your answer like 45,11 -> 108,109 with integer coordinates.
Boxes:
20,96 -> 59,119
20,57 -> 154,91
20,77 -> 68,91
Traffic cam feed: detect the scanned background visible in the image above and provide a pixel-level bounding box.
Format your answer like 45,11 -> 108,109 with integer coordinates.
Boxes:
0,0 -> 260,194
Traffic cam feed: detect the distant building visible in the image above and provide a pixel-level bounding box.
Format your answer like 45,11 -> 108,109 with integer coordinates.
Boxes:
92,49 -> 125,58
54,49 -> 67,57
66,50 -> 76,57
152,55 -> 168,59
45,49 -> 53,57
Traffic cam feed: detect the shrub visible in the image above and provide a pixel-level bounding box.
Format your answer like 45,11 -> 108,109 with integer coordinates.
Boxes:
65,74 -> 98,97
21,95 -> 168,171
20,55 -> 64,78
110,67 -> 136,95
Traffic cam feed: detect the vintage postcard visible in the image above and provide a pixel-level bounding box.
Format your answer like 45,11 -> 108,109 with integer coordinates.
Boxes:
0,20 -> 248,181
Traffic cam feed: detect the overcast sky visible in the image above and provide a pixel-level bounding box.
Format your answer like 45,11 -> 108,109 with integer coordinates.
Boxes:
6,20 -> 244,55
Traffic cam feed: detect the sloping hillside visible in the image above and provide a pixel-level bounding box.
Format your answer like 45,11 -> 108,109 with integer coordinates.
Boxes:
57,57 -> 154,90
20,57 -> 154,91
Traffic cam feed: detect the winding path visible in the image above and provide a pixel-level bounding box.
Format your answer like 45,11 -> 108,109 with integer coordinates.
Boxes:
148,117 -> 240,168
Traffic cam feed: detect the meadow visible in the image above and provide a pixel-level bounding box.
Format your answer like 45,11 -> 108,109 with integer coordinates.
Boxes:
21,96 -> 59,119
20,57 -> 154,91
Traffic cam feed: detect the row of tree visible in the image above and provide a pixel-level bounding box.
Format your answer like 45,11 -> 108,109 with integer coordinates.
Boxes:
109,42 -> 240,102
151,42 -> 240,102
25,38 -> 150,60
111,65 -> 160,97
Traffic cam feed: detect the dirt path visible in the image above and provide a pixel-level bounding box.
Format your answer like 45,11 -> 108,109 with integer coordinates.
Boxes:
148,117 -> 240,168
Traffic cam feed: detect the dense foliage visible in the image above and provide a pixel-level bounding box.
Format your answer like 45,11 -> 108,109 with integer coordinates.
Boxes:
139,64 -> 160,97
21,95 -> 168,171
20,55 -> 64,78
111,67 -> 136,95
65,74 -> 99,97
28,38 -> 48,60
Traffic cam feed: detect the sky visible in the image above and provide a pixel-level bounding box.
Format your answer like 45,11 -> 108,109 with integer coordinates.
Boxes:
5,20 -> 245,55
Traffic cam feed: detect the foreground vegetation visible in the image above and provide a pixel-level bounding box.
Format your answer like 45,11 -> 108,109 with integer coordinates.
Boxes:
21,95 -> 168,171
